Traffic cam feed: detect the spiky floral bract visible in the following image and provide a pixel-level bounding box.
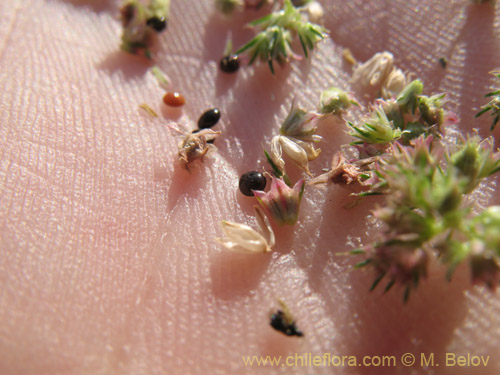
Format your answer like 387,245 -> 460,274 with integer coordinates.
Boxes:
476,72 -> 500,130
347,80 -> 454,148
236,0 -> 327,73
348,106 -> 405,144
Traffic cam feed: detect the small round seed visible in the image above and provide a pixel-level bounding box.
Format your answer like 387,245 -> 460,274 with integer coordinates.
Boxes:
146,16 -> 167,32
163,92 -> 185,107
198,108 -> 221,129
239,171 -> 266,196
220,55 -> 240,74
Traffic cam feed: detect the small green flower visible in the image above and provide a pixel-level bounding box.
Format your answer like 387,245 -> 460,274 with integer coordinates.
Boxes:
352,132 -> 500,300
381,80 -> 449,143
237,26 -> 294,73
294,18 -> 327,58
348,106 -> 405,144
476,72 -> 500,130
280,102 -> 320,141
396,79 -> 423,114
236,0 -> 327,73
461,207 -> 500,289
418,93 -> 446,130
319,87 -> 358,115
449,134 -> 500,193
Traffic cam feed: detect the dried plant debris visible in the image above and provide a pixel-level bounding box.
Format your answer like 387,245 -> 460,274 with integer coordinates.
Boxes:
150,66 -> 170,89
342,48 -> 357,65
120,0 -> 171,57
139,103 -> 158,117
270,299 -> 303,337
178,129 -> 220,170
310,151 -> 364,186
351,51 -> 409,99
236,0 -> 327,73
216,206 -> 275,253
352,134 -> 500,301
476,71 -> 500,130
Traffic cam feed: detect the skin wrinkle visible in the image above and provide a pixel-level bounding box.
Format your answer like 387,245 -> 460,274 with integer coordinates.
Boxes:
0,1 -> 26,62
0,0 -> 498,374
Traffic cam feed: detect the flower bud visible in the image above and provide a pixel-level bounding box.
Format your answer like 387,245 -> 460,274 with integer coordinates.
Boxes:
280,102 -> 321,141
216,206 -> 275,253
254,177 -> 305,225
319,87 -> 356,115
396,79 -> 423,114
349,106 -> 404,144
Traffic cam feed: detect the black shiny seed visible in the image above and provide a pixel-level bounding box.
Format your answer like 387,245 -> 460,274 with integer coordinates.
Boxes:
198,108 -> 221,129
239,171 -> 266,196
146,16 -> 167,32
191,129 -> 215,144
438,57 -> 447,69
219,55 -> 240,74
270,311 -> 303,337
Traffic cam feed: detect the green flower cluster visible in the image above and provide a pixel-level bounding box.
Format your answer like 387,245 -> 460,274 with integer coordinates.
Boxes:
356,134 -> 500,301
236,0 -> 327,73
348,80 -> 453,146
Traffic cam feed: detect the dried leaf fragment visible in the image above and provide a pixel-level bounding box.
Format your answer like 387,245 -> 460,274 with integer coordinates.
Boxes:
216,206 -> 275,253
310,151 -> 362,186
178,129 -> 220,170
139,103 -> 158,117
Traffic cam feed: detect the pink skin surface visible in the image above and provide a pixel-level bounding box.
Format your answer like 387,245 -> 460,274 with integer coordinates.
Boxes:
0,0 -> 499,374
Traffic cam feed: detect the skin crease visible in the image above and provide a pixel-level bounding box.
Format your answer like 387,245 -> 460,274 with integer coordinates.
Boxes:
0,0 -> 499,374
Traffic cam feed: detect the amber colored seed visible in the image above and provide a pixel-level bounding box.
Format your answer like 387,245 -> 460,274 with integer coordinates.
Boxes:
163,92 -> 185,107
